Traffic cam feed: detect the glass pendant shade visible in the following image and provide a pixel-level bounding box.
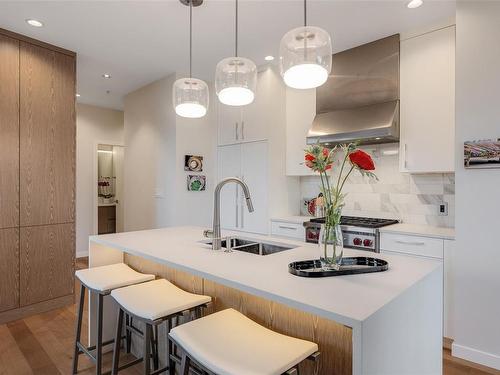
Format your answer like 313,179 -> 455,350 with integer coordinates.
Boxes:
280,26 -> 332,89
173,77 -> 209,118
215,57 -> 257,106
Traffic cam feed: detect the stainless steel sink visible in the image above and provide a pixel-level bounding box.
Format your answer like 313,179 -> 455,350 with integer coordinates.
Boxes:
200,237 -> 296,256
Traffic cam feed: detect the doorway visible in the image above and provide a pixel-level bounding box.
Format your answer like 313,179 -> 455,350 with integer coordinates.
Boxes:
96,144 -> 124,234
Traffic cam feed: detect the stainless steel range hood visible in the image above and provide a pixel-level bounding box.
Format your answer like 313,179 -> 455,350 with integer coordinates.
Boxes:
307,34 -> 400,146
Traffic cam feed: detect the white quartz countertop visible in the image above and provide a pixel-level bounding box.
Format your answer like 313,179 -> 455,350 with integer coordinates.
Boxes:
90,226 -> 442,328
380,223 -> 455,240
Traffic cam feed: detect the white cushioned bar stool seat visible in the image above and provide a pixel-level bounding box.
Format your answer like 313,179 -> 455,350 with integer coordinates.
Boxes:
75,263 -> 155,293
111,279 -> 212,321
169,308 -> 319,375
110,279 -> 212,375
72,263 -> 155,375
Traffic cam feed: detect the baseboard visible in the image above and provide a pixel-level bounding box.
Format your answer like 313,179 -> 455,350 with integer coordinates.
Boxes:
0,294 -> 74,325
443,336 -> 453,350
76,250 -> 89,258
452,342 -> 500,371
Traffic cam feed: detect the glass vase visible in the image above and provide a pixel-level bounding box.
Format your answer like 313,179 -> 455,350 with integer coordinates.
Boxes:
318,223 -> 344,270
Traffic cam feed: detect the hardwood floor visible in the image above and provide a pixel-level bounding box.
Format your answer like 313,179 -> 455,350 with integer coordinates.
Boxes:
0,257 -> 498,375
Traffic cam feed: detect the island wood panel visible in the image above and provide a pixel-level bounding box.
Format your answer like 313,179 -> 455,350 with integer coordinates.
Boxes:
124,254 -> 352,375
19,41 -> 75,227
20,223 -> 75,307
0,34 -> 20,229
0,228 -> 20,312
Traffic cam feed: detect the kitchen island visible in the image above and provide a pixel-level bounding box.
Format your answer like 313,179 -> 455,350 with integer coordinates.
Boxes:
88,226 -> 443,375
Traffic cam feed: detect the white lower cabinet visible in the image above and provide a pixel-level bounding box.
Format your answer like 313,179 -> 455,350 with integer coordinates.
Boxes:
217,141 -> 268,235
270,220 -> 305,240
380,232 -> 455,340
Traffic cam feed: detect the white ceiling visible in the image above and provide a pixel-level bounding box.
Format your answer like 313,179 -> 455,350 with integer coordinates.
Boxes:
0,0 -> 455,110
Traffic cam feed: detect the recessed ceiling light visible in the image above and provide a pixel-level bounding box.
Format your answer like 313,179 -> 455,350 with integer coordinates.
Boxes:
26,19 -> 43,27
102,73 -> 111,79
76,93 -> 81,98
264,55 -> 274,61
407,0 -> 423,9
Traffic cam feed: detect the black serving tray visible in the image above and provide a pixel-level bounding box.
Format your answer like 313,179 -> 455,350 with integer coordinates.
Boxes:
288,257 -> 389,277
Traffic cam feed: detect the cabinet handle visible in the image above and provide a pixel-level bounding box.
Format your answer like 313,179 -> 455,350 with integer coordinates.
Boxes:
279,225 -> 297,231
404,144 -> 408,169
241,121 -> 245,140
395,240 -> 425,246
235,122 -> 239,140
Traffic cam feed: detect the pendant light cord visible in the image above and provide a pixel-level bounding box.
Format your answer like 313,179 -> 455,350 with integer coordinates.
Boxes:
235,0 -> 238,57
189,0 -> 193,78
304,0 -> 307,27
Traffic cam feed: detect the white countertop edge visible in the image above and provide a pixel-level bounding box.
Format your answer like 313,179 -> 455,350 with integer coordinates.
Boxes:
379,224 -> 455,240
89,235 -> 361,329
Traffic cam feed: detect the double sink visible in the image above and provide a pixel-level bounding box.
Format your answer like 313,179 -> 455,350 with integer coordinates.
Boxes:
201,237 -> 296,256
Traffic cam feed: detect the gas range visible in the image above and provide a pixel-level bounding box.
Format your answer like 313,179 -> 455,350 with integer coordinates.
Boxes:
303,216 -> 399,252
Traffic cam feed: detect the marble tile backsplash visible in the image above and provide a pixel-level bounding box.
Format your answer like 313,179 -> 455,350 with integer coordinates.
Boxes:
300,144 -> 455,228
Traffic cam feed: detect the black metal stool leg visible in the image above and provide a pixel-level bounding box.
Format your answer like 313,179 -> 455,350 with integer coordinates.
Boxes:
152,325 -> 159,370
167,319 -> 175,375
144,324 -> 152,375
125,314 -> 131,353
72,284 -> 86,374
96,293 -> 104,375
180,352 -> 191,375
111,308 -> 124,375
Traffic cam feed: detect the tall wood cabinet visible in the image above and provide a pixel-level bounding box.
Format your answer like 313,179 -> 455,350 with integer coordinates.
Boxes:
0,29 -> 75,322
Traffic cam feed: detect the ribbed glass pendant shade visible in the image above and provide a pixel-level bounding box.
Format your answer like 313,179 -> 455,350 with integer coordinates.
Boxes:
280,26 -> 332,89
173,78 -> 209,118
215,57 -> 257,106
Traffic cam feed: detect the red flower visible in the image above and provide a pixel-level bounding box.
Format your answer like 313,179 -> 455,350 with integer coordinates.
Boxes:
322,148 -> 329,157
349,150 -> 375,171
305,154 -> 316,162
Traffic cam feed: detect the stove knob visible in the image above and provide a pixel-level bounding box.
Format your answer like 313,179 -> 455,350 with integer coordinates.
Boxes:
363,239 -> 373,247
353,238 -> 362,246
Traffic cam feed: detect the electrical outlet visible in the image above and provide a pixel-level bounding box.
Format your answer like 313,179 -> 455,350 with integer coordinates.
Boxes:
438,203 -> 448,216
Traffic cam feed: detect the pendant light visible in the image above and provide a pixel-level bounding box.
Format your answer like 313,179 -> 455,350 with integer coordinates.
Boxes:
279,0 -> 332,89
173,0 -> 209,118
215,0 -> 257,106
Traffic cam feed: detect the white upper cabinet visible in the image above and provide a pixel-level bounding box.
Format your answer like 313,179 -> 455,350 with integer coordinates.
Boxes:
217,144 -> 241,231
217,71 -> 269,145
400,25 -> 455,173
217,141 -> 268,235
285,87 -> 316,176
217,105 -> 242,145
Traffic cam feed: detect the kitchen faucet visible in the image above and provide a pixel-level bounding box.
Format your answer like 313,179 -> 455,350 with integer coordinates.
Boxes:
204,177 -> 254,250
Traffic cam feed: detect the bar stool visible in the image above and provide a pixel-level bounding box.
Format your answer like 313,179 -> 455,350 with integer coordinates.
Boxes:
168,308 -> 320,375
110,278 -> 211,375
72,263 -> 155,375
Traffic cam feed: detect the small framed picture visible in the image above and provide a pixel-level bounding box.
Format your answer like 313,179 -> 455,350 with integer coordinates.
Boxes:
464,139 -> 500,169
184,155 -> 203,172
187,175 -> 206,191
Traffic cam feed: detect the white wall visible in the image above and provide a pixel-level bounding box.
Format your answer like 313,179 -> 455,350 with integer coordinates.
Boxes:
76,104 -> 124,256
123,73 -> 216,231
453,1 -> 500,369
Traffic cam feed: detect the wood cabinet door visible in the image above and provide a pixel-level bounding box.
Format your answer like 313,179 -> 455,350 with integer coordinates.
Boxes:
0,34 -> 20,229
0,228 -> 20,312
19,42 -> 75,226
20,223 -> 75,306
